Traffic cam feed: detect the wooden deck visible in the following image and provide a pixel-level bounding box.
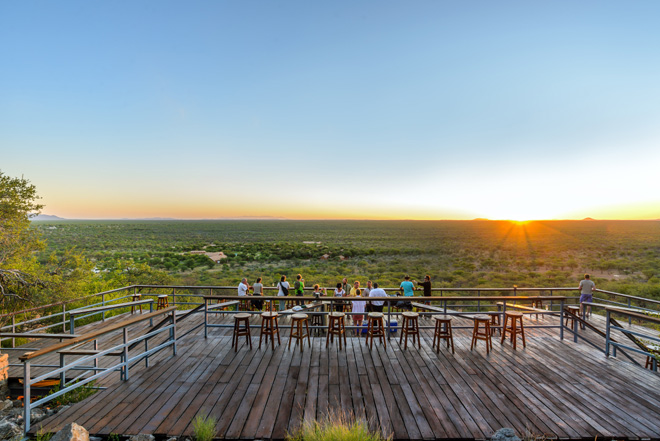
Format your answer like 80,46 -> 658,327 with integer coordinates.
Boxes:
22,310 -> 660,440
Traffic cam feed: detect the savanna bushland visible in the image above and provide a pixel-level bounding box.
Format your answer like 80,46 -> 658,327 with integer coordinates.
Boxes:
34,218 -> 660,300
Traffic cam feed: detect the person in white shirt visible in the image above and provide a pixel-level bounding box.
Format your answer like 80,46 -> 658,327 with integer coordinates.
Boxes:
333,282 -> 345,312
368,282 -> 388,313
238,278 -> 249,296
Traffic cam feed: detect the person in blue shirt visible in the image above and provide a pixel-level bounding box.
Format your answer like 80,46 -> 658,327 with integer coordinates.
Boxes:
397,275 -> 415,311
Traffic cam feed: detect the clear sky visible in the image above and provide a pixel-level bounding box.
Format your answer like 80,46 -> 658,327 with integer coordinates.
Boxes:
2,1 -> 659,220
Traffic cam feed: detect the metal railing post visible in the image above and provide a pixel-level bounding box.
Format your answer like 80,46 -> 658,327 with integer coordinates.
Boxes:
628,298 -> 632,325
145,339 -> 149,367
23,361 -> 31,435
204,297 -> 208,339
122,328 -> 129,381
102,293 -> 106,322
59,353 -> 66,388
477,290 -> 481,312
172,288 -> 176,307
70,315 -> 75,335
605,310 -> 611,357
171,310 -> 177,356
559,299 -> 564,340
149,302 -> 153,327
11,316 -> 15,348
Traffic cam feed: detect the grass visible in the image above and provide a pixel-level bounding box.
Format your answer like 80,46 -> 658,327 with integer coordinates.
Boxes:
287,410 -> 391,441
35,426 -> 52,441
192,413 -> 218,441
48,379 -> 97,406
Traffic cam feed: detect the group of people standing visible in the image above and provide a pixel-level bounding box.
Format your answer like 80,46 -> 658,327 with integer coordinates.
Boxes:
237,274 -> 432,333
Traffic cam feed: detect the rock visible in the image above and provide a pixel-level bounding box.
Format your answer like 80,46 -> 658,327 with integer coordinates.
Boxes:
0,400 -> 12,413
128,435 -> 155,441
89,437 -> 103,441
491,427 -> 521,441
165,437 -> 178,441
31,407 -> 47,424
50,422 -> 89,441
0,420 -> 22,440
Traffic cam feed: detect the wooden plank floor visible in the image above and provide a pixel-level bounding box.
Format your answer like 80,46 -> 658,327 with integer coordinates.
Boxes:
26,311 -> 660,440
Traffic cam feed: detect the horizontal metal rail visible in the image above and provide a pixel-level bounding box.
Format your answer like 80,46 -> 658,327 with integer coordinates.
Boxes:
21,307 -> 177,435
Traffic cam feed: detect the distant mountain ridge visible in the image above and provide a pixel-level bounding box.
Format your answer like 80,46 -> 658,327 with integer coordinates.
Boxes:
31,214 -> 66,221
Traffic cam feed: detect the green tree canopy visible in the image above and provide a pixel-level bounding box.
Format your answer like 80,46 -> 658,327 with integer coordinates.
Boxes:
0,172 -> 46,308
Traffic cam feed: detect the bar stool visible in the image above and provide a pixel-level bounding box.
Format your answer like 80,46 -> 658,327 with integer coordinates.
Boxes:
310,313 -> 324,336
531,299 -> 543,319
131,293 -> 142,314
239,298 -> 250,311
156,295 -> 169,310
471,314 -> 492,354
433,316 -> 454,353
399,312 -> 420,349
285,300 -> 295,310
645,346 -> 659,370
288,313 -> 311,352
490,313 -> 501,336
565,305 -> 580,329
365,312 -> 386,350
326,312 -> 347,349
232,313 -> 252,352
501,311 -> 526,350
259,312 -> 281,350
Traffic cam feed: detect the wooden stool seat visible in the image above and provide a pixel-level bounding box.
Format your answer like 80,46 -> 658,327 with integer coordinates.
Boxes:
565,305 -> 580,329
232,313 -> 252,352
645,345 -> 660,370
471,314 -> 492,354
259,312 -> 281,350
310,313 -> 324,336
288,313 -> 311,352
433,316 -> 454,353
531,299 -> 543,319
490,313 -> 501,335
131,293 -> 142,314
501,311 -> 526,350
399,311 -> 420,349
365,312 -> 386,350
156,295 -> 169,310
326,312 -> 347,349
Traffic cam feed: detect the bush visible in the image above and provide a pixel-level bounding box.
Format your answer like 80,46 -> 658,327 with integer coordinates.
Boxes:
287,410 -> 390,441
193,413 -> 218,441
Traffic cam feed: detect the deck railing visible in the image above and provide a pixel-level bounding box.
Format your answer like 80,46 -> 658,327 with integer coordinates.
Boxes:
19,306 -> 177,434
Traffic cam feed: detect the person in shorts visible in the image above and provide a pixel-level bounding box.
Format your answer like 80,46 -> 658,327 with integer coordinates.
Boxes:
351,288 -> 365,336
578,274 -> 595,318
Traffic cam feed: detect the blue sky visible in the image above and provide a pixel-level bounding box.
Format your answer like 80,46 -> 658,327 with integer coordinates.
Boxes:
2,1 -> 659,220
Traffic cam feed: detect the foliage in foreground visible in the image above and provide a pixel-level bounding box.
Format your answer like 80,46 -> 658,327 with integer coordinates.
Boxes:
287,411 -> 391,441
193,413 -> 218,441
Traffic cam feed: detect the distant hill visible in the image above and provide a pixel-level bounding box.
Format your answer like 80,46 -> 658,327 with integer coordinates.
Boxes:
31,214 -> 66,221
582,217 -> 596,221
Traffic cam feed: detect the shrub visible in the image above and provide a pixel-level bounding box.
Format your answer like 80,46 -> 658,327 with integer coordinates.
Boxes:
287,410 -> 390,441
192,413 -> 218,441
